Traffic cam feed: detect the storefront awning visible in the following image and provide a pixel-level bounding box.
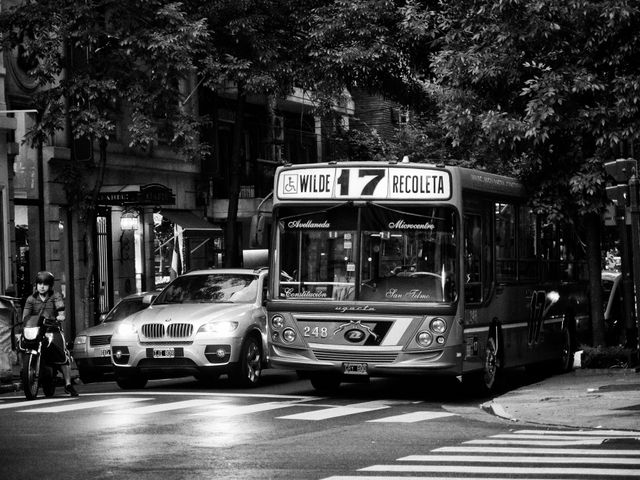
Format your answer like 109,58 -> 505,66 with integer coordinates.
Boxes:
98,183 -> 175,205
161,209 -> 222,235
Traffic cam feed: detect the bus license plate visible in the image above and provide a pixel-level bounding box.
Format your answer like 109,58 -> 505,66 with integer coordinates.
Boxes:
153,348 -> 175,358
343,362 -> 368,375
100,348 -> 111,357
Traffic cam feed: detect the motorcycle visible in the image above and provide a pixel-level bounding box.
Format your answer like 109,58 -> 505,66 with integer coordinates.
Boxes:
18,315 -> 68,400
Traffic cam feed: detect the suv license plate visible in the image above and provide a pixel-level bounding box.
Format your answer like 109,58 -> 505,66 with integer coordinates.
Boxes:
100,348 -> 111,357
153,348 -> 175,358
343,362 -> 368,375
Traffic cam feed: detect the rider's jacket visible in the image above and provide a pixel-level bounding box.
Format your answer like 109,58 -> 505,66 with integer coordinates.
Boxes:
22,291 -> 65,321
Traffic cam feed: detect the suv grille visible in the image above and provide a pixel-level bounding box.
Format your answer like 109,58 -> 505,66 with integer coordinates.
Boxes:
89,335 -> 111,347
141,323 -> 194,339
142,323 -> 164,338
167,323 -> 193,338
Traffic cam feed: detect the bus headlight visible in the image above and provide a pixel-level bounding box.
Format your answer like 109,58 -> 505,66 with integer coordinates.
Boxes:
416,331 -> 433,348
271,315 -> 284,330
430,318 -> 447,334
282,328 -> 297,343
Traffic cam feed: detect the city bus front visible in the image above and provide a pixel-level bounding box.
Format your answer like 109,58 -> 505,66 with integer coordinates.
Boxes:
267,190 -> 463,388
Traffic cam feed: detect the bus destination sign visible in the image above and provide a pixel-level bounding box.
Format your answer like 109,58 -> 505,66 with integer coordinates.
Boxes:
276,166 -> 451,200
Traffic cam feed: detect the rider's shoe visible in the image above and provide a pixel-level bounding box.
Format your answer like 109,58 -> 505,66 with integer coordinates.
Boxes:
65,384 -> 79,397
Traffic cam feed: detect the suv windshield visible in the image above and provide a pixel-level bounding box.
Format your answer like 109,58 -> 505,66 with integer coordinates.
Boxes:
155,273 -> 259,304
276,204 -> 457,303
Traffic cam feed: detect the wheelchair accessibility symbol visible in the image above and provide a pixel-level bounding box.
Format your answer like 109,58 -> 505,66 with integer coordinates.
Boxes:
282,174 -> 298,194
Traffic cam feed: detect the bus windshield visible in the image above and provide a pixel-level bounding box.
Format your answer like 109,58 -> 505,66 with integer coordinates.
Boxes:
276,203 -> 458,303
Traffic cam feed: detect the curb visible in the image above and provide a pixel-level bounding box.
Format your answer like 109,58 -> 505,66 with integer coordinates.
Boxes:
481,401 -> 518,422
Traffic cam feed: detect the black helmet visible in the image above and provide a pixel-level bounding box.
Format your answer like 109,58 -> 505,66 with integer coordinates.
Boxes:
35,271 -> 55,287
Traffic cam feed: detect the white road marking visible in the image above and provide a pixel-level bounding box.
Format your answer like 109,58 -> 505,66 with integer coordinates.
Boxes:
367,411 -> 456,423
109,399 -> 227,414
491,433 -> 640,440
278,401 -> 390,421
0,397 -> 70,410
360,464 -> 640,476
192,401 -> 301,416
434,445 -> 640,456
465,438 -> 606,446
19,397 -> 153,413
398,454 -> 640,465
515,428 -> 640,436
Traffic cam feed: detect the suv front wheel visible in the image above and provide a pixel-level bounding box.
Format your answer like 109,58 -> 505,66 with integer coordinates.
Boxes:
228,336 -> 262,388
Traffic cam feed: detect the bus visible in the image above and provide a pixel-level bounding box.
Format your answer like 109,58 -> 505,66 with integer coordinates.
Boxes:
265,160 -> 590,393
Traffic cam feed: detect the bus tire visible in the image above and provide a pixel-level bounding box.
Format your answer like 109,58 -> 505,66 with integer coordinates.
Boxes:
479,335 -> 503,394
309,373 -> 341,393
557,327 -> 573,373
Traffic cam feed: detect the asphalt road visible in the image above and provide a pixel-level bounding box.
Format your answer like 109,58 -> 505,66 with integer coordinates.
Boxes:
1,370 -> 639,480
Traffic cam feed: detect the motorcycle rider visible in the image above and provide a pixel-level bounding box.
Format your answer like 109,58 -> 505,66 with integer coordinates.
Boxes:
22,271 -> 78,397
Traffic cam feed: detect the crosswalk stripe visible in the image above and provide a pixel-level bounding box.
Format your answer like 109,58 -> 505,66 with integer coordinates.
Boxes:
278,401 -> 389,421
492,433 -> 640,440
19,397 -> 153,413
192,401 -> 300,416
109,399 -> 226,414
360,464 -> 640,476
0,398 -> 70,410
465,438 -> 606,446
434,445 -> 640,456
515,429 -> 640,436
322,477 -> 582,480
399,454 -> 640,465
367,411 -> 456,423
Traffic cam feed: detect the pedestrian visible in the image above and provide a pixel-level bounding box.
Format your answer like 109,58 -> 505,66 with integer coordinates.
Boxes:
22,271 -> 78,396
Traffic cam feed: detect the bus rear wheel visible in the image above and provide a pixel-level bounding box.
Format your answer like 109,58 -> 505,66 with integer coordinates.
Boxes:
482,336 -> 503,392
557,327 -> 574,373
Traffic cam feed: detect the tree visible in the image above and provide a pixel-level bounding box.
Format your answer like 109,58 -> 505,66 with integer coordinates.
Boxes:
193,0 -> 333,266
0,0 -> 207,327
424,0 -> 640,346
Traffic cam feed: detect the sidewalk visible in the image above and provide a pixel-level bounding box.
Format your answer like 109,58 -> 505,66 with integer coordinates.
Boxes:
484,367 -> 640,431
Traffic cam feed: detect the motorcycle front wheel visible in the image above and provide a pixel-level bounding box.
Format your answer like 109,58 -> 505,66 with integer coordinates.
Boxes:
21,352 -> 40,400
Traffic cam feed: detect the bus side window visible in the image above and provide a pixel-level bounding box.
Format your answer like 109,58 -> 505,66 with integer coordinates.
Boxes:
495,203 -> 517,282
464,214 -> 483,303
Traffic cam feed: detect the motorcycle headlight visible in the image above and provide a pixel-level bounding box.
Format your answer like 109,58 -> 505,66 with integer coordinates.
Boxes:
197,321 -> 239,334
23,327 -> 39,340
115,323 -> 137,336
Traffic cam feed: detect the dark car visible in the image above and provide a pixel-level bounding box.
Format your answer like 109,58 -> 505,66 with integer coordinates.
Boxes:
73,292 -> 154,383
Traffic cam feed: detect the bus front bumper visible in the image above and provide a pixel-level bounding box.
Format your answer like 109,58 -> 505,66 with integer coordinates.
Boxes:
268,344 -> 463,377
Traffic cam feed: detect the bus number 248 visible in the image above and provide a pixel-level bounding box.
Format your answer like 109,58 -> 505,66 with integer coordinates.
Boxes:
303,326 -> 329,338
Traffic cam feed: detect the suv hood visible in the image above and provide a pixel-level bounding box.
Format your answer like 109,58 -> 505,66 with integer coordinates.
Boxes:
128,302 -> 254,326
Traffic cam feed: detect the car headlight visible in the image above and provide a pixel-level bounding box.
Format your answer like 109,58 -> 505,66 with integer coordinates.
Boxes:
74,335 -> 87,345
115,323 -> 137,336
197,321 -> 239,334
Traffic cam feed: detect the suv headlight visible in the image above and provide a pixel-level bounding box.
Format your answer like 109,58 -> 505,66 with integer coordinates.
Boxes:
115,323 -> 137,336
74,335 -> 87,345
198,321 -> 239,334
